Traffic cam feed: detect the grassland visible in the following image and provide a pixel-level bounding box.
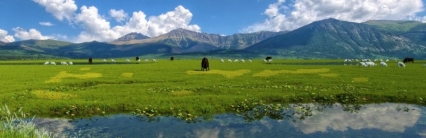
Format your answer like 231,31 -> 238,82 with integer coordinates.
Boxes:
0,58 -> 425,120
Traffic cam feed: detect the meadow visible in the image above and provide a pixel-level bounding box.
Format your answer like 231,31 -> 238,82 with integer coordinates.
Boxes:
0,58 -> 425,120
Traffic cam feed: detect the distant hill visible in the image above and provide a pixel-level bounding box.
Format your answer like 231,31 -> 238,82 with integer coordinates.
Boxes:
110,32 -> 149,43
110,28 -> 286,52
2,19 -> 426,59
246,18 -> 426,59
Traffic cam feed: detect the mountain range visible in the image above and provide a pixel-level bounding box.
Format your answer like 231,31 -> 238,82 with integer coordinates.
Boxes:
1,18 -> 426,59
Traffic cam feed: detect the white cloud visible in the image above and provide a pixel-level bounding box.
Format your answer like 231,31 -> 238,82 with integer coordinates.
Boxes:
74,5 -> 200,42
109,9 -> 128,23
33,0 -> 201,42
13,27 -> 52,40
243,0 -> 424,32
39,22 -> 54,26
144,5 -> 201,37
73,6 -> 121,42
33,0 -> 77,21
112,5 -> 201,38
0,29 -> 15,42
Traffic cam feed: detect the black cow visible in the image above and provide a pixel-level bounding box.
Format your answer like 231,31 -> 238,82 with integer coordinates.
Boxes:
266,56 -> 272,61
88,57 -> 93,64
201,57 -> 209,71
403,58 -> 414,63
136,56 -> 140,61
170,56 -> 174,61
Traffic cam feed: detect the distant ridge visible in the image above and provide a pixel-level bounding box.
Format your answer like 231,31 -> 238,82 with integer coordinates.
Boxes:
111,32 -> 149,43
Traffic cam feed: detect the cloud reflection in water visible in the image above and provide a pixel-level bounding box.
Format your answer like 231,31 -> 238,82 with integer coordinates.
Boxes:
291,103 -> 421,134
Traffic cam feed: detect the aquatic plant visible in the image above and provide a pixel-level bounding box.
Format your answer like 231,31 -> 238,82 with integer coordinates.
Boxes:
0,105 -> 55,138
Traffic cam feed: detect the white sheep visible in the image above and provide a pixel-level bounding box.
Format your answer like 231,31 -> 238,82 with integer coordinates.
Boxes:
44,61 -> 49,65
152,59 -> 157,62
397,62 -> 406,68
359,62 -> 367,67
234,59 -> 239,62
145,59 -> 149,62
50,62 -> 56,65
69,61 -> 73,65
137,59 -> 141,63
263,59 -> 268,63
220,59 -> 224,62
228,59 -> 232,62
248,59 -> 252,62
126,59 -> 130,63
61,61 -> 68,65
111,59 -> 116,62
103,59 -> 107,62
241,59 -> 245,63
365,61 -> 376,67
380,61 -> 387,67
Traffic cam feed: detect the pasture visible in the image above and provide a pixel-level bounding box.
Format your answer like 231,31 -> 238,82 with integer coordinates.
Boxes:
0,58 -> 425,119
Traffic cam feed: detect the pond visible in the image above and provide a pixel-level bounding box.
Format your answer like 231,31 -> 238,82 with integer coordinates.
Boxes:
33,103 -> 426,138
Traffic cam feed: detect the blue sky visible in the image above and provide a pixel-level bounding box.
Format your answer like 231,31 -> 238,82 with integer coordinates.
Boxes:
1,0 -> 426,43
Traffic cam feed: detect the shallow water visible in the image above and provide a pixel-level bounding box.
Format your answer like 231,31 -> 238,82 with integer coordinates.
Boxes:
33,103 -> 426,138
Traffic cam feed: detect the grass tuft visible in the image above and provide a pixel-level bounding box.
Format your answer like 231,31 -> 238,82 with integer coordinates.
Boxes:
32,90 -> 77,100
45,71 -> 102,83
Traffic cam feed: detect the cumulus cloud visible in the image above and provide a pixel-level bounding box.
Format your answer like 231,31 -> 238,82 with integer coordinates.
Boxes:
243,0 -> 424,32
292,103 -> 421,134
109,9 -> 128,23
13,27 -> 52,40
74,5 -> 200,42
33,0 -> 77,21
0,29 -> 15,42
74,6 -> 121,42
39,22 -> 54,26
144,5 -> 201,37
112,5 -> 201,38
34,0 -> 201,42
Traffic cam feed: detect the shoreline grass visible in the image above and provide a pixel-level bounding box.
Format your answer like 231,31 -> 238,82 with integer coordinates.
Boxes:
0,105 -> 54,138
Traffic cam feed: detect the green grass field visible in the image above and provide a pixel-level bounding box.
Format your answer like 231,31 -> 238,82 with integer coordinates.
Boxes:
0,58 -> 425,119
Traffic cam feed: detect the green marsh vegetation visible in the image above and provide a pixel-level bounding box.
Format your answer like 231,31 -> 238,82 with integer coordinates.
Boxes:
0,58 -> 425,122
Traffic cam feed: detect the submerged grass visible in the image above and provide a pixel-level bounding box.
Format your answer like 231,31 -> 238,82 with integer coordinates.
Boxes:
0,59 -> 425,120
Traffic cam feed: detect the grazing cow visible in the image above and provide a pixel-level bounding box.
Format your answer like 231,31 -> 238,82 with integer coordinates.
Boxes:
403,58 -> 414,63
170,56 -> 174,61
265,56 -> 272,61
88,57 -> 93,64
201,57 -> 209,71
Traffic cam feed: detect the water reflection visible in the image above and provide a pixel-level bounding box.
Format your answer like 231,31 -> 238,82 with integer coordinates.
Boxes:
33,103 -> 426,138
291,103 -> 421,134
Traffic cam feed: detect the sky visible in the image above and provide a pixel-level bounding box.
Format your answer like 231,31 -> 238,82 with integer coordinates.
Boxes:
1,0 -> 426,43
